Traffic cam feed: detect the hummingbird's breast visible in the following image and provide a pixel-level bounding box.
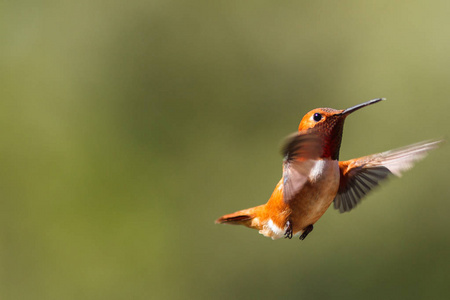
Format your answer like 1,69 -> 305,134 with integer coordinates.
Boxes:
258,159 -> 340,240
289,159 -> 340,235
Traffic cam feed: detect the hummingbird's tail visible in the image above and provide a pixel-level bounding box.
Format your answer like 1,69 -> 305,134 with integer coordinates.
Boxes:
215,205 -> 264,227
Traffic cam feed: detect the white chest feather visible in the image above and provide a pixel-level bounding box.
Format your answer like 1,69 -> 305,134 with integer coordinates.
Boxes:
309,159 -> 339,182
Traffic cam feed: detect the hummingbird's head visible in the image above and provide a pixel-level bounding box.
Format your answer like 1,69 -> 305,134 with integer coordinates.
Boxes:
298,98 -> 385,159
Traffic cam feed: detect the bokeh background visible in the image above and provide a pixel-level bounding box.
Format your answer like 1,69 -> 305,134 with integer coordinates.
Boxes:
1,1 -> 450,299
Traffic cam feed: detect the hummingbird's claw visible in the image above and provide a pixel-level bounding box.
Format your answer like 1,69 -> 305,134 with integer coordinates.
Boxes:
284,221 -> 293,239
299,224 -> 314,240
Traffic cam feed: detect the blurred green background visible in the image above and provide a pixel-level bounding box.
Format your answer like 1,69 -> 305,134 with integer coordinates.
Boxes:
1,1 -> 450,299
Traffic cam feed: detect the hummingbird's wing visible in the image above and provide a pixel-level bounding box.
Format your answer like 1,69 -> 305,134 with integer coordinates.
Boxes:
334,140 -> 442,213
281,132 -> 322,204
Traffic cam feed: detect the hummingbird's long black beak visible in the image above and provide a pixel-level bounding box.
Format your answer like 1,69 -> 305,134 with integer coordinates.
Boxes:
341,98 -> 386,116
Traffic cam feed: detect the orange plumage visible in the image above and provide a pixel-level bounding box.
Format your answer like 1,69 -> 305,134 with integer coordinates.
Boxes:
215,98 -> 442,240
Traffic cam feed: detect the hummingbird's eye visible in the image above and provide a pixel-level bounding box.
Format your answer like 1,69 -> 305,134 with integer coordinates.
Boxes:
313,113 -> 322,122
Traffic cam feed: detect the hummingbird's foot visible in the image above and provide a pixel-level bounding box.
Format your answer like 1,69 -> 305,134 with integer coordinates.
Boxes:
284,221 -> 293,239
299,224 -> 314,240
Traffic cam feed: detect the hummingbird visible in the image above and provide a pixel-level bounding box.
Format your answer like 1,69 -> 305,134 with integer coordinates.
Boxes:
215,98 -> 442,240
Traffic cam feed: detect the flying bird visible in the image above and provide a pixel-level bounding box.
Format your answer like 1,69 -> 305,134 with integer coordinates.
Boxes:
215,98 -> 442,240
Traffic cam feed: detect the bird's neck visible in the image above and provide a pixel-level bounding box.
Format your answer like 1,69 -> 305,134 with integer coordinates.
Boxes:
319,124 -> 344,160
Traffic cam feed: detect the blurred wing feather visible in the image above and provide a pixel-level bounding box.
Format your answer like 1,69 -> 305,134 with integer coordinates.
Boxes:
281,132 -> 322,204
